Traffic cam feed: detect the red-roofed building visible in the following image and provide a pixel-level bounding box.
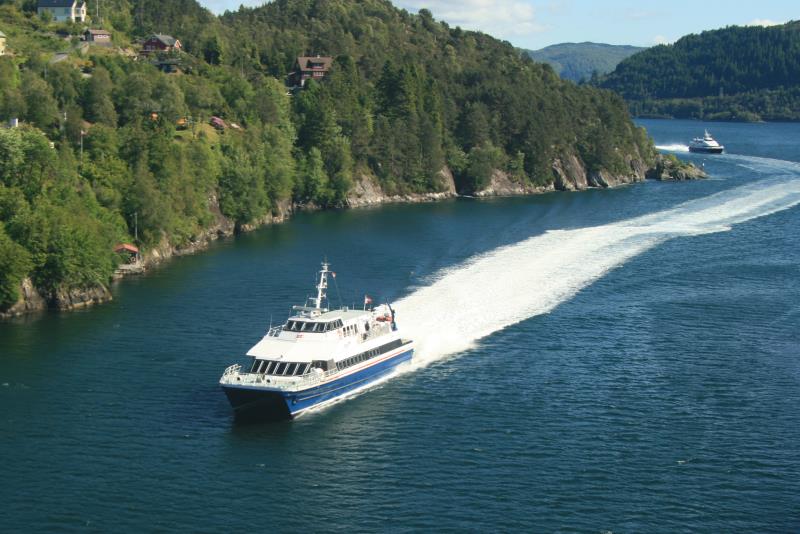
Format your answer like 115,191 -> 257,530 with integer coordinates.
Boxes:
142,34 -> 182,54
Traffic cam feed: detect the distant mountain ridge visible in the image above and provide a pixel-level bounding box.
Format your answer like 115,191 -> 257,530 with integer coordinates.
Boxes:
597,21 -> 800,121
526,42 -> 644,82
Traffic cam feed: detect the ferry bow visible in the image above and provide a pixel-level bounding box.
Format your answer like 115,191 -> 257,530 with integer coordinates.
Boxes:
220,261 -> 414,420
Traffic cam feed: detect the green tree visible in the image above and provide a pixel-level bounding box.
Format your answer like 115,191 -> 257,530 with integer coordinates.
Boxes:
0,222 -> 32,309
83,67 -> 118,126
21,72 -> 59,131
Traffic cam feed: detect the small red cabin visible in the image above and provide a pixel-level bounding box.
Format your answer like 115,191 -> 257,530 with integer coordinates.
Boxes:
142,34 -> 182,54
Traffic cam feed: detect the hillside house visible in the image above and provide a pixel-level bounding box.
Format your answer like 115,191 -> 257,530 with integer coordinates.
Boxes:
142,34 -> 182,54
0,31 -> 6,56
84,28 -> 111,44
290,55 -> 333,87
37,0 -> 87,23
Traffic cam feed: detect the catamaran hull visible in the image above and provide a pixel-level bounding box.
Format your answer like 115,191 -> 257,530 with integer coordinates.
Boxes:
222,347 -> 414,421
689,146 -> 724,154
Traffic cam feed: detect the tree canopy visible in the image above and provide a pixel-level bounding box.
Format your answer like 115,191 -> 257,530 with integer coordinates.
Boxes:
0,0 -> 651,311
598,21 -> 800,121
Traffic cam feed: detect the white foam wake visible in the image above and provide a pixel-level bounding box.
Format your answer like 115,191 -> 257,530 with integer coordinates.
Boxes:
395,158 -> 800,370
656,143 -> 690,152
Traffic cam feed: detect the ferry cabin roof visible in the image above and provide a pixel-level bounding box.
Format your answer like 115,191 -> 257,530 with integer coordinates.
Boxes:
245,306 -> 394,361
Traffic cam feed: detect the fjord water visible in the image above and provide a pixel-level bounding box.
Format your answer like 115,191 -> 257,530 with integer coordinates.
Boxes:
2,119 -> 799,531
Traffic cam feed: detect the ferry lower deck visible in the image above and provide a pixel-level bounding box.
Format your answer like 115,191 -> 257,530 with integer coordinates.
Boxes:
222,341 -> 413,420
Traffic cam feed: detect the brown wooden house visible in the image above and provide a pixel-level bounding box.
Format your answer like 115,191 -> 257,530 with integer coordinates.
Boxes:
142,34 -> 182,54
290,55 -> 333,87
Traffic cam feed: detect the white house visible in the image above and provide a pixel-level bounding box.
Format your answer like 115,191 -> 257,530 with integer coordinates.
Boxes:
37,0 -> 87,23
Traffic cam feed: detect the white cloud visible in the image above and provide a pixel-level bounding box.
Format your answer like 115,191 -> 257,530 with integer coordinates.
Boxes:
395,0 -> 547,39
746,18 -> 783,27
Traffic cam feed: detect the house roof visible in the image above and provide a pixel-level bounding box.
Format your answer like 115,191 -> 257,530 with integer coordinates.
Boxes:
86,29 -> 111,35
296,56 -> 333,71
38,0 -> 79,7
148,34 -> 178,47
114,243 -> 139,254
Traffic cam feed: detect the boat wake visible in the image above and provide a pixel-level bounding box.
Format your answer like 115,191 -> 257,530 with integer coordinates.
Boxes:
656,143 -> 690,152
394,155 -> 800,371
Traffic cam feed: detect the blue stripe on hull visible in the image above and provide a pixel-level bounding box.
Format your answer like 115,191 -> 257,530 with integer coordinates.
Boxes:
222,348 -> 413,420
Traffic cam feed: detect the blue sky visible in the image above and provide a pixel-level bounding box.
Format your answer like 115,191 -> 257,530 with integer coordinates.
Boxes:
199,0 -> 796,50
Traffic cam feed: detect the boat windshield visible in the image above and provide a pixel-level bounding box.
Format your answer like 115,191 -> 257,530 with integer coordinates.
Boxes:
286,319 -> 345,333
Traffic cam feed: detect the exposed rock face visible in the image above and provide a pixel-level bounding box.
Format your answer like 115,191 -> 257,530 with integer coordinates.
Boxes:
0,278 -> 47,319
53,284 -> 112,310
347,168 -> 457,207
552,154 -> 589,191
480,151 -> 650,197
647,153 -> 708,181
475,169 -> 554,197
0,278 -> 112,319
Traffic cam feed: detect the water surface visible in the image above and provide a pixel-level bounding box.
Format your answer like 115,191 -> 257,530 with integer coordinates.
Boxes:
1,119 -> 799,531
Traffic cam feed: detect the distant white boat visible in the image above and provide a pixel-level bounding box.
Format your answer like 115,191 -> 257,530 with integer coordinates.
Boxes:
689,130 -> 724,154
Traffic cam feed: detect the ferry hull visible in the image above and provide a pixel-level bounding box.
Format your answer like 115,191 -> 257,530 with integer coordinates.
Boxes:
689,146 -> 724,154
222,347 -> 413,421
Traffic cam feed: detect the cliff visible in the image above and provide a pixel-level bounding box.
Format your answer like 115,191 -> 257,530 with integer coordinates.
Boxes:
347,168 -> 457,207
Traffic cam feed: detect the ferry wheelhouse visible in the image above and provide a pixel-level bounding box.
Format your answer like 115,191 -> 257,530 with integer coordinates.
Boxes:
220,262 -> 414,420
689,130 -> 725,154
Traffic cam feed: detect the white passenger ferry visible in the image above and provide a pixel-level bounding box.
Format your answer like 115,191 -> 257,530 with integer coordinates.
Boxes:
689,130 -> 725,154
220,261 -> 414,420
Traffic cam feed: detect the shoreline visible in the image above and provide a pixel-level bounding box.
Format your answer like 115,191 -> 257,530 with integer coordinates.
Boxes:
1,153 -> 700,320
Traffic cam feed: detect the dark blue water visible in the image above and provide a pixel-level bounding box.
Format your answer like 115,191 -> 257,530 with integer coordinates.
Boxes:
2,119 -> 799,531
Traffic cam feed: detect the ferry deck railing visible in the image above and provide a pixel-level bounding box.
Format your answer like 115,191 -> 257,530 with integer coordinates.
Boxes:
220,363 -> 338,391
220,337 -> 411,392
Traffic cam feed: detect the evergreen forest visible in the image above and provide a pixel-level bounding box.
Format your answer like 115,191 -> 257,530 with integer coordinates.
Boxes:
597,21 -> 800,121
0,0 -> 652,311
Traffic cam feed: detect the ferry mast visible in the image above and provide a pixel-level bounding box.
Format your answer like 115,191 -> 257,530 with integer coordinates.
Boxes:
313,261 -> 330,310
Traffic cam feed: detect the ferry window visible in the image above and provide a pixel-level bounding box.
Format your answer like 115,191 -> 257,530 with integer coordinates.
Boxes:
262,361 -> 273,374
285,363 -> 297,375
296,364 -> 306,375
251,360 -> 259,372
275,363 -> 287,375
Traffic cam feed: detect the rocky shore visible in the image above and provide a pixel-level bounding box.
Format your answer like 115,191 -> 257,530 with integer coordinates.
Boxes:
647,153 -> 708,181
1,152 -> 704,320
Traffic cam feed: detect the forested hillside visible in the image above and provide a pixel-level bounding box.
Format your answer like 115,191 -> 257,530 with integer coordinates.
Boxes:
598,21 -> 800,121
526,42 -> 644,83
0,0 -> 653,314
